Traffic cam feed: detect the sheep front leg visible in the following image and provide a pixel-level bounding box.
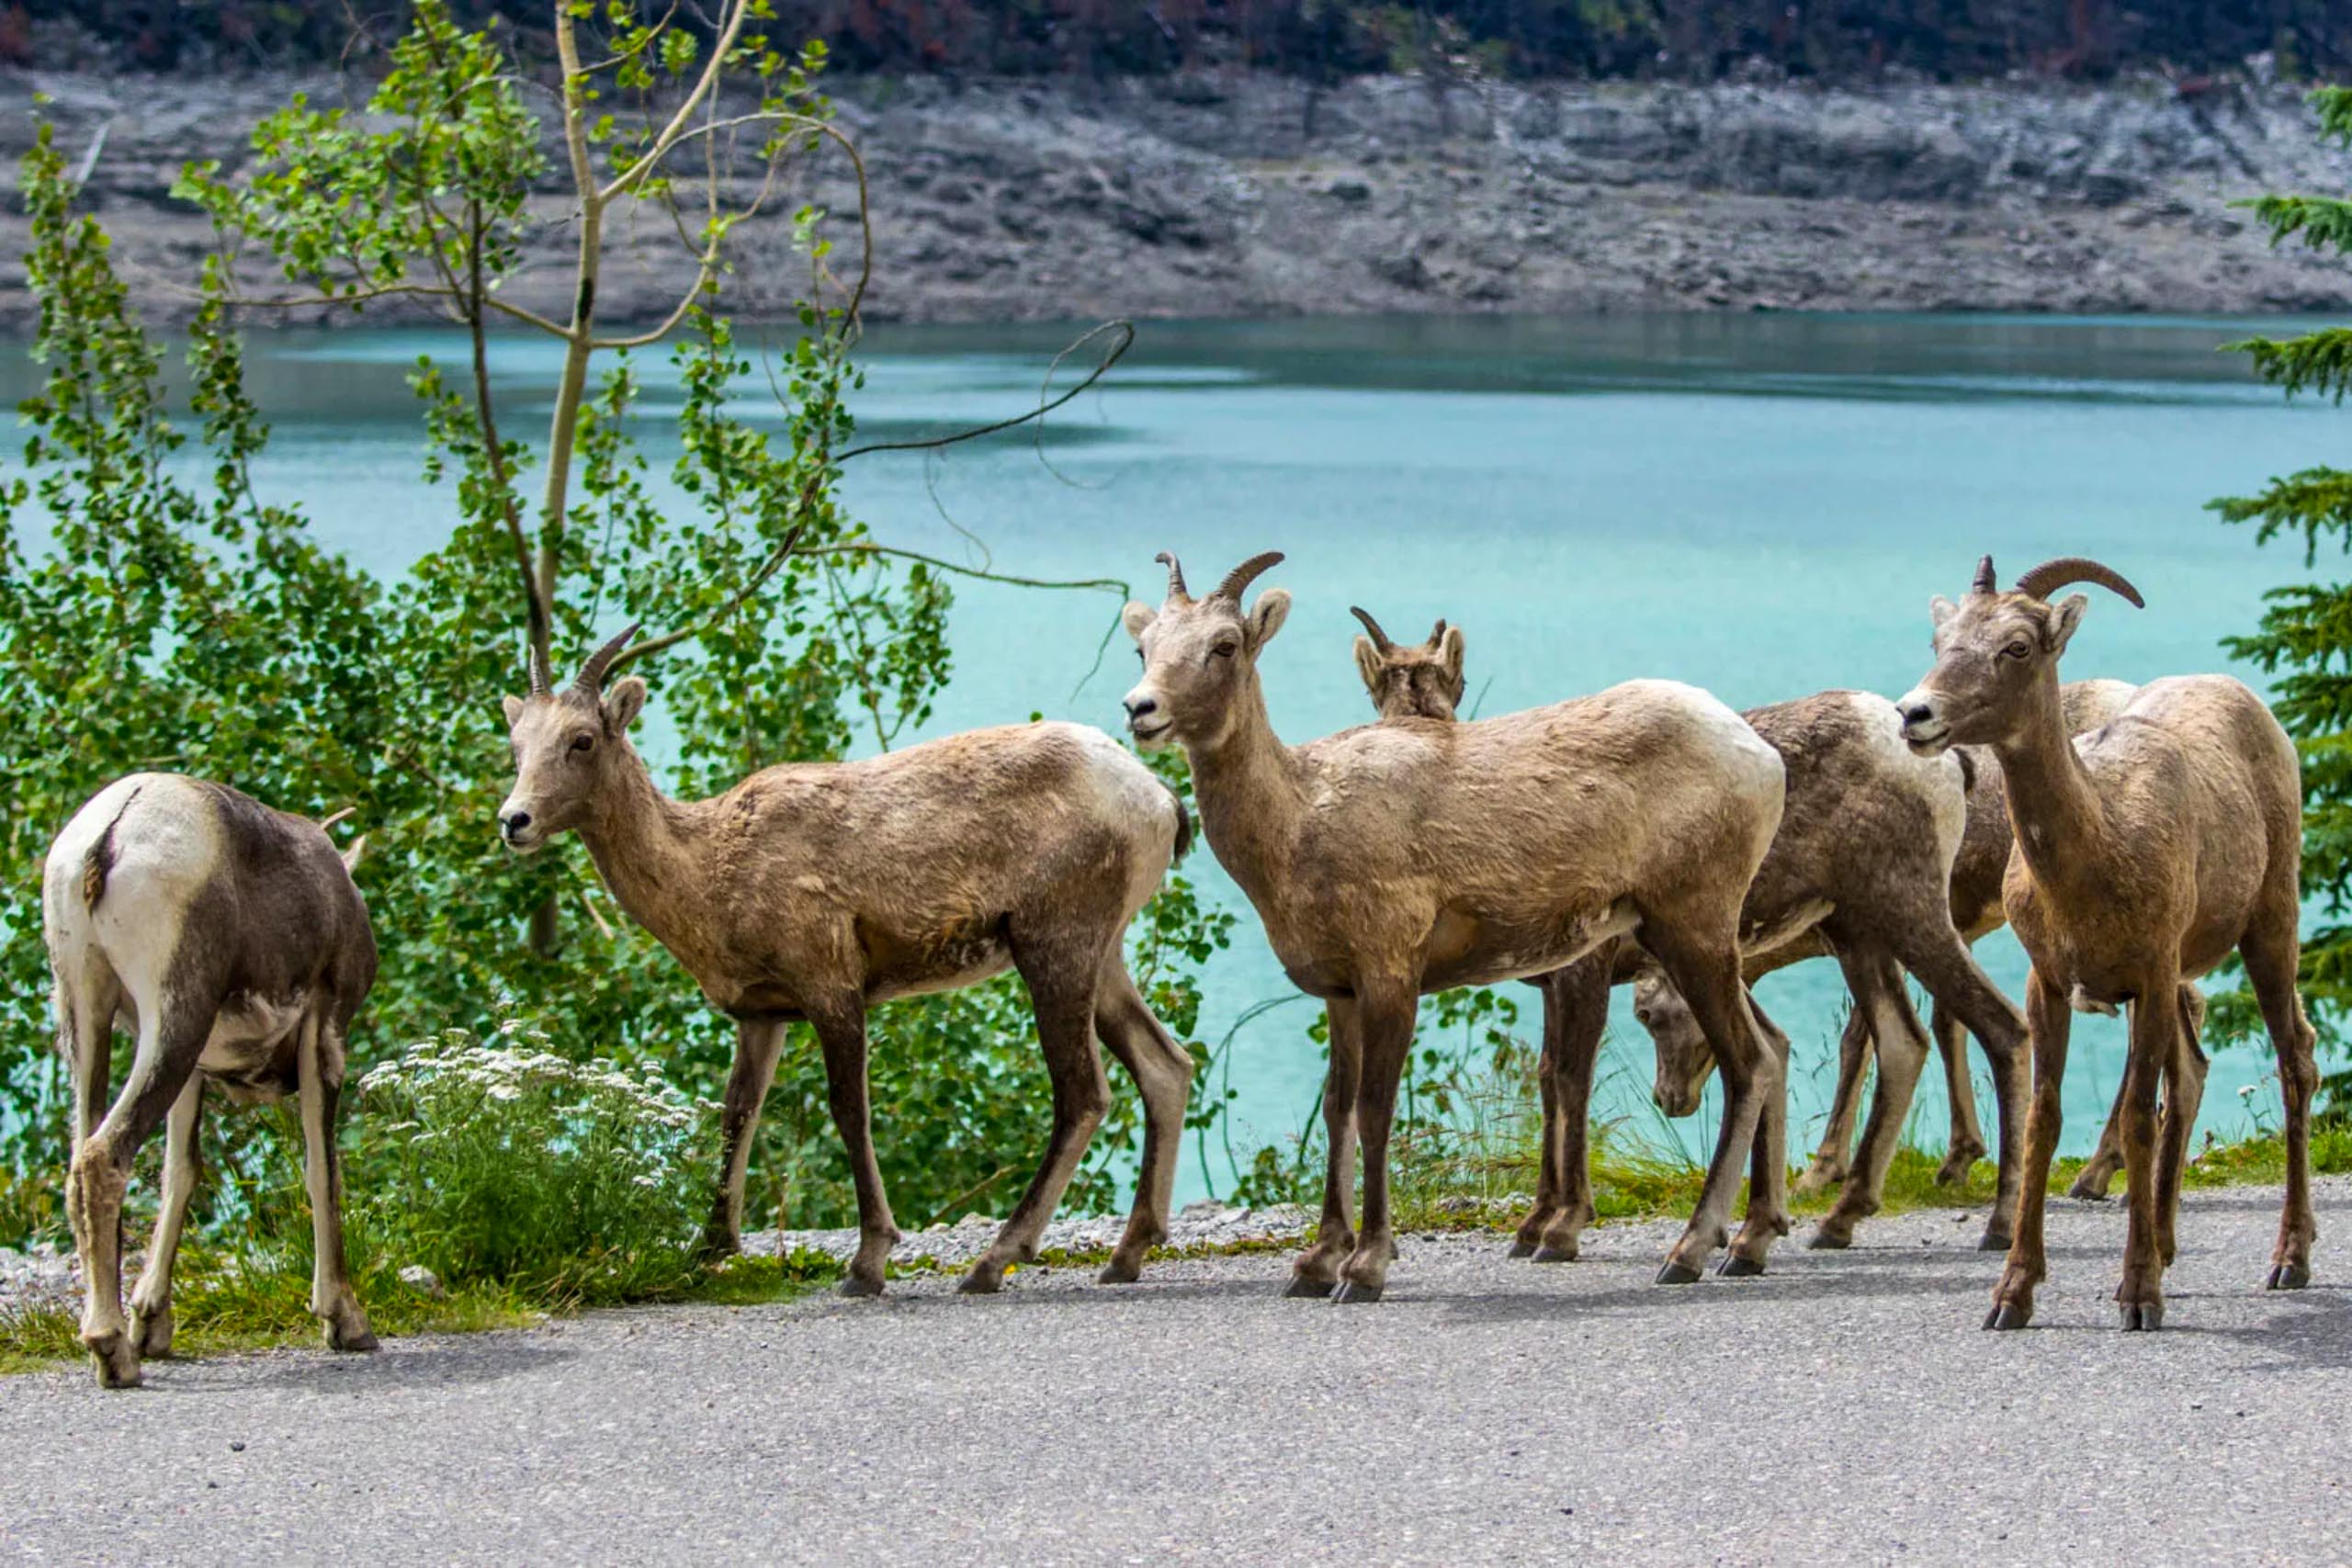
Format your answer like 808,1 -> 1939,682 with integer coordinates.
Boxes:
1287,998 -> 1363,1297
128,1077 -> 204,1359
1988,968 -> 2070,1331
1092,962 -> 1193,1285
805,1005 -> 899,1297
1335,977 -> 1419,1303
701,1016 -> 786,1259
1647,923 -> 1780,1282
966,945 -> 1109,1295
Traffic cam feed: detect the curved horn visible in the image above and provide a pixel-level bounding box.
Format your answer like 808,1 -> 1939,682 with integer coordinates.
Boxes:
1154,551 -> 1191,604
572,622 -> 642,694
528,637 -> 556,697
1427,618 -> 1448,648
2011,557 -> 2145,609
1211,550 -> 1285,604
1971,556 -> 1997,596
1350,605 -> 1395,652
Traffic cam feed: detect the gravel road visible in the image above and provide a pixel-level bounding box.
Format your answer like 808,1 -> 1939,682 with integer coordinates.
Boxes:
6,1180 -> 2350,1564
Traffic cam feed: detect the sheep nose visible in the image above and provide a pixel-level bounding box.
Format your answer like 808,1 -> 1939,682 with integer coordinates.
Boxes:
1900,701 -> 1936,728
500,809 -> 532,840
1124,695 -> 1158,721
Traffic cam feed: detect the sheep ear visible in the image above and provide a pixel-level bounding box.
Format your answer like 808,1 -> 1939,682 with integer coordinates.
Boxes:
1122,602 -> 1157,643
1437,625 -> 1466,686
1928,595 -> 1960,632
604,676 -> 649,733
1246,588 -> 1291,651
1352,634 -> 1384,695
502,694 -> 526,727
340,836 -> 368,875
2045,593 -> 2088,656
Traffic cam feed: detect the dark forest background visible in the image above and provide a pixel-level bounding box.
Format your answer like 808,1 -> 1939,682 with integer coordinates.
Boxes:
12,1 -> 2350,83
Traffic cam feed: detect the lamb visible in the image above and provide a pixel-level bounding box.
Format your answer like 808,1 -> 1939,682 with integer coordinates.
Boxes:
1345,608 -> 2027,1256
1897,555 -> 2314,1329
43,774 -> 378,1387
498,628 -> 1195,1296
1124,553 -> 1789,1300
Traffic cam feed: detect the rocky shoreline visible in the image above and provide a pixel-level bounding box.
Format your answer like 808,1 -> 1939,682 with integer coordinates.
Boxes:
6,65 -> 2352,331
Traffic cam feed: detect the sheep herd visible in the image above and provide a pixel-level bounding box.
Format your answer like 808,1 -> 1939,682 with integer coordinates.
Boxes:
40,547 -> 2317,1387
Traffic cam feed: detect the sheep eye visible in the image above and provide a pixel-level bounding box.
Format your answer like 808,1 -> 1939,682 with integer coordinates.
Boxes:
571,734 -> 595,754
1209,642 -> 1238,660
2000,642 -> 2030,660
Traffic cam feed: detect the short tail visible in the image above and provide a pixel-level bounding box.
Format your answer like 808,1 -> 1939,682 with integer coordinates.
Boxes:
1163,781 -> 1193,865
81,786 -> 141,911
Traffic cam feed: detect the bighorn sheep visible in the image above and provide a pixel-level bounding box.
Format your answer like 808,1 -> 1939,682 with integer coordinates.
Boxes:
43,775 -> 377,1387
1898,555 -> 2315,1330
1125,554 -> 1788,1300
1346,608 -> 2027,1256
498,629 -> 1194,1296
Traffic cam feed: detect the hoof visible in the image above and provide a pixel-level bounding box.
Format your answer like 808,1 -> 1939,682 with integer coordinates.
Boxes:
956,1269 -> 1005,1296
1530,1244 -> 1579,1265
1976,1229 -> 2014,1254
1805,1226 -> 1852,1252
2065,1173 -> 2112,1202
1716,1253 -> 1765,1278
1934,1156 -> 1980,1187
327,1324 -> 379,1354
2118,1299 -> 2165,1332
1331,1280 -> 1384,1304
1283,1273 -> 1337,1300
2267,1262 -> 2312,1291
85,1334 -> 141,1390
130,1306 -> 173,1359
1655,1258 -> 1702,1286
1097,1258 -> 1143,1286
1506,1238 -> 1537,1259
838,1273 -> 887,1298
1984,1302 -> 2030,1332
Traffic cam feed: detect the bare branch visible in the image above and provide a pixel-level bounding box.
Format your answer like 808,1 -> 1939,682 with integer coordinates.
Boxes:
836,319 -> 1135,461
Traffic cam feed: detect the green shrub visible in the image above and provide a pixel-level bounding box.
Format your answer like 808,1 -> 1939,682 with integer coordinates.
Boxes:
352,1026 -> 718,1304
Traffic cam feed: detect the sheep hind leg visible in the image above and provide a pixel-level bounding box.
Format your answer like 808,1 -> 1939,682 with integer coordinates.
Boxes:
2151,989 -> 2208,1270
966,941 -> 1111,1295
1724,992 -> 1792,1274
1093,961 -> 1193,1285
71,994 -> 209,1388
1794,1007 -> 1872,1197
1932,1001 -> 1990,1186
2112,981 -> 2177,1330
1524,953 -> 1608,1263
1811,949 -> 1928,1251
2242,908 -> 2318,1292
1509,975 -> 1566,1258
128,1077 -> 203,1359
2069,1091 -> 2127,1201
297,1016 -> 375,1351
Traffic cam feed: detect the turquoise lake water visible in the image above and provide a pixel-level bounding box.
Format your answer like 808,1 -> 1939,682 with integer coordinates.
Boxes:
6,311 -> 2345,1193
